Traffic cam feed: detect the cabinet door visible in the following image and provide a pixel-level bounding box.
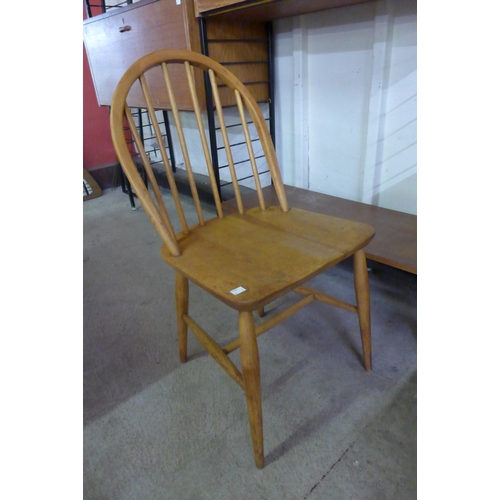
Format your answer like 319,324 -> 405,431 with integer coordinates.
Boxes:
84,0 -> 204,110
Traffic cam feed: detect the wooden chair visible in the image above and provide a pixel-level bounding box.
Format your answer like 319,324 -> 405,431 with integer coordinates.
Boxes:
110,50 -> 375,469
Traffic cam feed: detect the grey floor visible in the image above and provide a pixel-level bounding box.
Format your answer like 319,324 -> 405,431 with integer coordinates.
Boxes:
83,188 -> 417,499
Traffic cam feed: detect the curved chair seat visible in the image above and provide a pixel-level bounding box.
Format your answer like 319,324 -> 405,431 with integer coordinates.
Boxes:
162,206 -> 374,311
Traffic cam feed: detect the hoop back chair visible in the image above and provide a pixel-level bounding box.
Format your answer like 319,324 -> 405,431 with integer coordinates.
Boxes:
110,50 -> 375,469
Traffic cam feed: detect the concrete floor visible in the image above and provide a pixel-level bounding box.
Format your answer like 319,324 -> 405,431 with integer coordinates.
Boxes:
83,188 -> 417,499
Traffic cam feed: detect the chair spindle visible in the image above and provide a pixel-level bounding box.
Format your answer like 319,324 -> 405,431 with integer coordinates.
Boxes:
208,69 -> 244,214
162,63 -> 205,226
139,74 -> 189,234
234,89 -> 266,211
184,62 -> 224,218
124,106 -> 177,240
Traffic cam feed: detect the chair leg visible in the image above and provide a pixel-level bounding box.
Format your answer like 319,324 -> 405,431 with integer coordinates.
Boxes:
353,249 -> 372,371
175,272 -> 189,363
239,311 -> 264,469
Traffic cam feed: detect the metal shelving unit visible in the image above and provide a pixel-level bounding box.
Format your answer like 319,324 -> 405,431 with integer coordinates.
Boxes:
119,108 -> 177,209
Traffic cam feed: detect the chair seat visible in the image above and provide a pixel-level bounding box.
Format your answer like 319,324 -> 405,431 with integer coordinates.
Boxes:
161,206 -> 375,311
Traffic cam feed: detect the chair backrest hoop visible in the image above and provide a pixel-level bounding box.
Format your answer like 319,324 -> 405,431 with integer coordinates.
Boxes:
110,49 -> 289,256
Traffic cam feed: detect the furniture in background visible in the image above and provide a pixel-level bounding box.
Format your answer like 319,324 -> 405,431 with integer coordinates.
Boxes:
84,0 -> 275,200
83,169 -> 103,201
110,49 -> 375,468
83,0 -> 373,197
83,0 -> 273,110
83,0 -> 371,108
223,185 -> 417,274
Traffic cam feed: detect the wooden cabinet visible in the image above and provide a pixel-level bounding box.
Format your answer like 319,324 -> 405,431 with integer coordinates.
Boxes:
83,0 -> 205,110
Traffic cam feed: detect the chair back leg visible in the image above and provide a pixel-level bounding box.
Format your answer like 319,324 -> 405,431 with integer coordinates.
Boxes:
354,249 -> 372,371
176,273 -> 189,363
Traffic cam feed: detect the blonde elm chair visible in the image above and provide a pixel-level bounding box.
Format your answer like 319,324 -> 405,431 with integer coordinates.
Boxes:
110,49 -> 375,469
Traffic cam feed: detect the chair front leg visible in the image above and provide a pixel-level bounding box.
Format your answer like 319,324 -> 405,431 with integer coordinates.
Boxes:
239,310 -> 264,468
353,249 -> 372,371
175,272 -> 189,363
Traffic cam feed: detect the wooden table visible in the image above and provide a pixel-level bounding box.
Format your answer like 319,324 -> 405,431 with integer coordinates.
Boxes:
222,185 -> 417,274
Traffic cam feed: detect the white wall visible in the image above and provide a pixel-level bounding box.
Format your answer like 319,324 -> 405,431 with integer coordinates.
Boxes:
273,0 -> 417,214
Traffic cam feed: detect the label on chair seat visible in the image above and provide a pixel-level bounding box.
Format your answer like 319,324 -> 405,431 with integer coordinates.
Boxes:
230,286 -> 247,295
